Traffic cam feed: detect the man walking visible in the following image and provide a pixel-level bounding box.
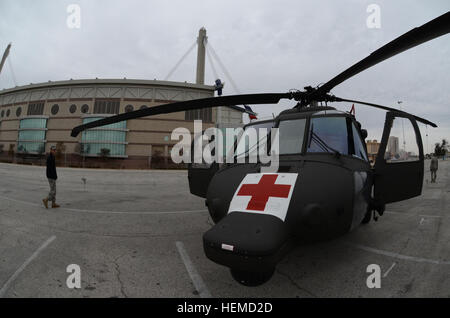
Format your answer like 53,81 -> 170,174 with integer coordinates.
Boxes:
43,146 -> 60,208
430,155 -> 438,183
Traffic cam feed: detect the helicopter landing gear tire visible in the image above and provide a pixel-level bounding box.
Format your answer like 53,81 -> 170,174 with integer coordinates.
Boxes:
230,268 -> 275,287
361,210 -> 372,224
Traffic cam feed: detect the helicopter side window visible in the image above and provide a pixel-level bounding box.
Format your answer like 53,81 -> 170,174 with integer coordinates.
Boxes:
307,117 -> 349,155
383,117 -> 420,163
351,123 -> 369,161
278,119 -> 307,155
235,121 -> 274,160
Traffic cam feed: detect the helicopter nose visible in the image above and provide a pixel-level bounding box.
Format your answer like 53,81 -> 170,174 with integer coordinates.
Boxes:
301,203 -> 323,226
203,212 -> 293,272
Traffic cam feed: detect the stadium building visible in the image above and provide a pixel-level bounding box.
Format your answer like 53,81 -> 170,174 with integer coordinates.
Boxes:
0,29 -> 244,168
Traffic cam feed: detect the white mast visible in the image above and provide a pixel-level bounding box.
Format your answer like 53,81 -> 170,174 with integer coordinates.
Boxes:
0,43 -> 11,76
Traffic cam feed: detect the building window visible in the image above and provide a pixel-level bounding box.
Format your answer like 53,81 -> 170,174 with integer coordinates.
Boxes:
81,104 -> 89,113
93,99 -> 120,114
69,104 -> 77,114
16,107 -> 22,117
80,117 -> 127,157
51,104 -> 59,115
185,108 -> 212,122
17,118 -> 47,154
6,109 -> 10,117
1,110 -> 4,118
27,102 -> 45,115
125,105 -> 134,113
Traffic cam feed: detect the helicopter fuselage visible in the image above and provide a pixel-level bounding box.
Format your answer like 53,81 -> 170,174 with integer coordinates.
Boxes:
193,108 -> 382,275
206,153 -> 373,243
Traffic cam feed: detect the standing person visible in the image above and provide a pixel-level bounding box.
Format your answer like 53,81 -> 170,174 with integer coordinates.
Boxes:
42,146 -> 60,208
430,155 -> 438,183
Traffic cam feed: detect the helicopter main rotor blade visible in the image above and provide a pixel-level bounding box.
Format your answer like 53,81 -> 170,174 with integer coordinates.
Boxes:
334,97 -> 437,127
311,11 -> 450,99
71,93 -> 292,137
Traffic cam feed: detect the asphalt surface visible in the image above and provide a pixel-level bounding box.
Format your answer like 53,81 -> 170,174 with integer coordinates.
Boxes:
0,160 -> 449,298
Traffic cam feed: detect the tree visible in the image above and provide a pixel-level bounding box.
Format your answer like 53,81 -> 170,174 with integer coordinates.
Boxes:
55,142 -> 66,160
434,139 -> 448,156
151,150 -> 163,168
99,148 -> 110,160
8,144 -> 15,157
76,143 -> 89,155
38,144 -> 45,155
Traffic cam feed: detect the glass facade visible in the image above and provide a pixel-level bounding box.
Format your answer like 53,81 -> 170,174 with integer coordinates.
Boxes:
17,118 -> 47,153
81,117 -> 127,156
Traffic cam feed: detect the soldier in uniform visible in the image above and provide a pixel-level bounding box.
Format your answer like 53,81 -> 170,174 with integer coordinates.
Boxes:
42,145 -> 60,208
430,155 -> 438,183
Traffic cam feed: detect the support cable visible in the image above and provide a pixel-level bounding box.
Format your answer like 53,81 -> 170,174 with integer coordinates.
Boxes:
206,42 -> 242,94
163,41 -> 197,81
207,42 -> 257,119
7,55 -> 17,86
205,42 -> 219,81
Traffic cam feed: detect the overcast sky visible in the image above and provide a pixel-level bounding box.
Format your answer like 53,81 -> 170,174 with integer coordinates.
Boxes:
0,0 -> 449,153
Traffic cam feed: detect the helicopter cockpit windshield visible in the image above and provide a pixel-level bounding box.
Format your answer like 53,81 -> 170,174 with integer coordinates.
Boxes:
234,115 -> 368,161
278,119 -> 307,154
306,116 -> 368,160
307,117 -> 348,155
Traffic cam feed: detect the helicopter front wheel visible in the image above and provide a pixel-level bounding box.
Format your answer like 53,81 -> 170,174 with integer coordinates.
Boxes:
230,268 -> 275,287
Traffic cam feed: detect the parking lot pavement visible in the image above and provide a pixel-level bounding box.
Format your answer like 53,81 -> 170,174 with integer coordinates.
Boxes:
0,160 -> 449,297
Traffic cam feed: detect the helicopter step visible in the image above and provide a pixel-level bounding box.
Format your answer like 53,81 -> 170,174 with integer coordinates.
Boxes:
203,212 -> 293,286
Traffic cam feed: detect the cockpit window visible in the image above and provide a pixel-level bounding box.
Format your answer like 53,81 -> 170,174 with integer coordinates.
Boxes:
351,123 -> 368,161
307,117 -> 349,155
278,119 -> 307,154
234,121 -> 274,160
233,116 -> 369,161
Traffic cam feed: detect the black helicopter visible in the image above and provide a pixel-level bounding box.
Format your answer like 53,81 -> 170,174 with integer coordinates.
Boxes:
72,12 -> 449,286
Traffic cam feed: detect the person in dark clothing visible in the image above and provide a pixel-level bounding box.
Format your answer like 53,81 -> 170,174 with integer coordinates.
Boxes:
430,155 -> 438,183
43,146 -> 60,208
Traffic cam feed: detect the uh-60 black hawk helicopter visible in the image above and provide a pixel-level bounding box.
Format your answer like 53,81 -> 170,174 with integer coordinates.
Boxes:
72,12 -> 449,286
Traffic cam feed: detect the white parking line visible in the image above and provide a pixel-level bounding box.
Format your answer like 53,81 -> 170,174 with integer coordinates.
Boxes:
384,210 -> 446,219
175,241 -> 212,298
0,235 -> 56,297
0,195 -> 207,215
347,242 -> 450,265
382,262 -> 396,278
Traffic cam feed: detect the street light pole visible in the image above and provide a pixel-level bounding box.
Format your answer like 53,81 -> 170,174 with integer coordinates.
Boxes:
397,101 -> 406,152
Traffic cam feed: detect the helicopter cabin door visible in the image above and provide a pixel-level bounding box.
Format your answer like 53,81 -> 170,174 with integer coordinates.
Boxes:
188,132 -> 220,198
373,111 -> 424,204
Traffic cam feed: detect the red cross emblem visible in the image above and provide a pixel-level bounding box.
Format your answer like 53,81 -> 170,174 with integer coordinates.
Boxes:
237,174 -> 292,211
